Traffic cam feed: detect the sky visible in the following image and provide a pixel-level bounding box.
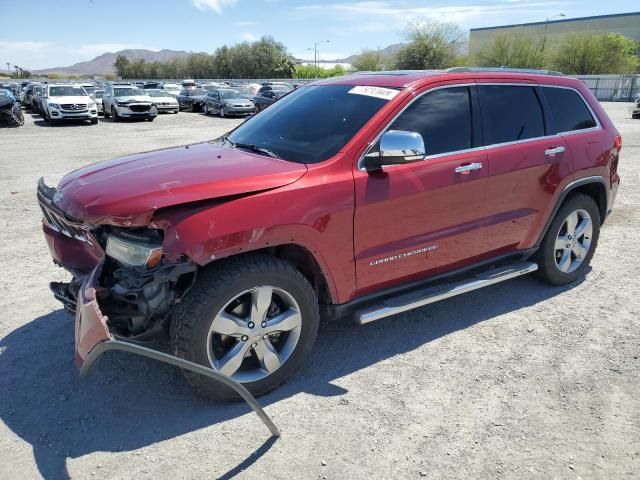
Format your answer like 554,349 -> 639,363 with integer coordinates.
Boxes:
0,0 -> 637,70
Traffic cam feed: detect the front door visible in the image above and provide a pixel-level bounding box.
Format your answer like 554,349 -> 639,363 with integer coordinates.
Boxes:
353,85 -> 491,294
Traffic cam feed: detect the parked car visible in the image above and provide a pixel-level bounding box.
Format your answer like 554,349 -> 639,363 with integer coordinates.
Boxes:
93,89 -> 105,115
252,88 -> 287,112
177,87 -> 207,112
38,69 -> 621,400
42,84 -> 98,125
22,83 -> 41,111
145,89 -> 179,114
102,85 -> 157,122
142,81 -> 163,90
31,84 -> 46,114
0,88 -> 24,127
262,81 -> 293,91
631,97 -> 640,119
181,79 -> 199,89
82,83 -> 96,98
202,88 -> 255,117
160,83 -> 182,97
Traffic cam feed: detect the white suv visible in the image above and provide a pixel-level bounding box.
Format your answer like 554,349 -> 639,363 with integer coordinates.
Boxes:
102,84 -> 157,122
43,84 -> 98,125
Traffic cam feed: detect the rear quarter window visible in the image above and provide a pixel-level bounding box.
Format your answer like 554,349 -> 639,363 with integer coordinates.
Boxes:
542,87 -> 597,133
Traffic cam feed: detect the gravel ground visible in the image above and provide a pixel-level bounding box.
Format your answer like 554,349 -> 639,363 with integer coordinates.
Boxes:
0,104 -> 638,480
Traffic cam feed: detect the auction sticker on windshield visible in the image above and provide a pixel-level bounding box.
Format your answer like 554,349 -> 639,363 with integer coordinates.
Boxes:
348,86 -> 399,100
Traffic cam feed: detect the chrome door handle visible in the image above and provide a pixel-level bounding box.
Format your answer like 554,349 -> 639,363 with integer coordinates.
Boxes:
544,146 -> 565,156
454,162 -> 483,173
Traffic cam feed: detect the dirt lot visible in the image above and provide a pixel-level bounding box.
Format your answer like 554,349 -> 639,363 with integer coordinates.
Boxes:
1,104 -> 639,480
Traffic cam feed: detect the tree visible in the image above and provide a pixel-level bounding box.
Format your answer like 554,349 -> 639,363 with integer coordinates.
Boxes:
295,64 -> 346,78
394,21 -> 464,70
114,55 -> 130,78
550,32 -> 639,74
474,31 -> 546,69
352,49 -> 388,71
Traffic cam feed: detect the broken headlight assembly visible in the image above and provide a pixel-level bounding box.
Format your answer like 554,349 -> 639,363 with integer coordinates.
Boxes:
105,230 -> 163,268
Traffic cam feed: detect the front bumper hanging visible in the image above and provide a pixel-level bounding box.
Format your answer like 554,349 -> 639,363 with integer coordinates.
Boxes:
74,262 -> 280,437
81,339 -> 280,437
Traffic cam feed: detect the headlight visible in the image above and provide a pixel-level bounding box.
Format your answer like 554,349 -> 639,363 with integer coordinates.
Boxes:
106,234 -> 163,268
88,102 -> 96,108
49,103 -> 60,109
116,100 -> 130,106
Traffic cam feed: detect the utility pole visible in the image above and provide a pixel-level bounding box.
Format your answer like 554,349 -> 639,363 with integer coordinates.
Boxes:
541,13 -> 565,55
313,40 -> 330,79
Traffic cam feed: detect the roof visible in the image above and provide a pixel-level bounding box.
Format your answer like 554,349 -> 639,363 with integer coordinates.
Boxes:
313,68 -> 576,89
471,11 -> 640,32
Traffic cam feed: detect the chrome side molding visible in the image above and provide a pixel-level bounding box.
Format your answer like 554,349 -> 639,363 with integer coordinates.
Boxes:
356,262 -> 538,324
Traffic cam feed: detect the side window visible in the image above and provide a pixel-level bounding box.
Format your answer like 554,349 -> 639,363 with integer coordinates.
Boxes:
387,86 -> 472,156
478,85 -> 545,145
542,87 -> 597,132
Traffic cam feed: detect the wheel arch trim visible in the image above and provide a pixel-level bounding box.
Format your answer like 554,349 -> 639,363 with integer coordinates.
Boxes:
536,175 -> 608,247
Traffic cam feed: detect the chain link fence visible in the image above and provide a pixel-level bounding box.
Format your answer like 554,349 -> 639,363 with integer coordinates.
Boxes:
575,74 -> 640,102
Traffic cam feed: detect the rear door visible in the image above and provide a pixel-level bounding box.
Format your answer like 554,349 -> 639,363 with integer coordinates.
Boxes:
353,84 -> 491,293
478,83 -> 574,253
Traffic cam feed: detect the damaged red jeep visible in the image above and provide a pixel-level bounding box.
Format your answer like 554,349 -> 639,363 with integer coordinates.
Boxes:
39,68 -> 621,400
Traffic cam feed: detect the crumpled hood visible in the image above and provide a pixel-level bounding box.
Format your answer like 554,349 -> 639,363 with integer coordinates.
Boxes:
55,142 -> 308,226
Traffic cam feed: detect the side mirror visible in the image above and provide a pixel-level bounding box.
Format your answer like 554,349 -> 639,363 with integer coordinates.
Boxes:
364,130 -> 426,172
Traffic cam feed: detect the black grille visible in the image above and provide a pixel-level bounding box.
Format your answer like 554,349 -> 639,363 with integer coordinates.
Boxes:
37,180 -> 91,243
129,104 -> 150,112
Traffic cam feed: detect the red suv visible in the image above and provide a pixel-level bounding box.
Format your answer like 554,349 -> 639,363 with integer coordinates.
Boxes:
38,68 -> 621,399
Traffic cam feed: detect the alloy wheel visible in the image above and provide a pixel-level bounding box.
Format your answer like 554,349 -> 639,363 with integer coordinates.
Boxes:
206,286 -> 302,382
554,209 -> 593,273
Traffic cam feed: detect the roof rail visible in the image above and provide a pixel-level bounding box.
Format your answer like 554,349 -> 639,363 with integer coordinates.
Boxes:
446,67 -> 564,76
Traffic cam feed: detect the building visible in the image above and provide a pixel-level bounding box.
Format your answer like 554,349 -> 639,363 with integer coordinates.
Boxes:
469,12 -> 640,54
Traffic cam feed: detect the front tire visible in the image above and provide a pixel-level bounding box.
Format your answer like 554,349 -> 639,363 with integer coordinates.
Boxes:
203,103 -> 209,115
170,254 -> 320,400
534,193 -> 600,285
111,107 -> 119,122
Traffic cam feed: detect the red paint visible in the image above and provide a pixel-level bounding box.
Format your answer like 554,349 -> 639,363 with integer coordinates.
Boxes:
41,71 -> 621,364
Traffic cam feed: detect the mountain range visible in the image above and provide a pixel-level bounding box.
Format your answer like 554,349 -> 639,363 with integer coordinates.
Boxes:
32,44 -> 408,77
33,49 -> 193,76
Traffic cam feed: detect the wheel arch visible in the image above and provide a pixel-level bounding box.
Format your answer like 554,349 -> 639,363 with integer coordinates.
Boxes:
536,176 -> 608,247
186,243 -> 335,306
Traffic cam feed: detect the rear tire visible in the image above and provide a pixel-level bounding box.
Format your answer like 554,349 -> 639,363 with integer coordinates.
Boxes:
170,254 -> 320,401
534,193 -> 600,285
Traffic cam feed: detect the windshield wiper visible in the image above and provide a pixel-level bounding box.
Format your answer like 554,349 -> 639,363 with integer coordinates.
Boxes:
224,138 -> 281,159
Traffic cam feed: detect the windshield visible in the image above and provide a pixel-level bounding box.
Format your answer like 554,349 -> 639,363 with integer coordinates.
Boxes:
226,85 -> 392,164
49,86 -> 87,97
114,87 -> 145,96
189,88 -> 206,96
83,85 -> 95,94
94,91 -> 104,99
220,89 -> 249,99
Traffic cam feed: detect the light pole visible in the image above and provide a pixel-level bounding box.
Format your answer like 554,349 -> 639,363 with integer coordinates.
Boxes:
541,13 -> 565,54
306,47 -> 314,79
5,62 -> 10,77
313,40 -> 330,79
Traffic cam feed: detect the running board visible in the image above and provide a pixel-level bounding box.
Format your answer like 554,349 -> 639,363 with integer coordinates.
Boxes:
356,262 -> 538,325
